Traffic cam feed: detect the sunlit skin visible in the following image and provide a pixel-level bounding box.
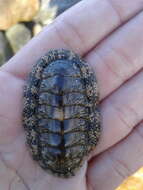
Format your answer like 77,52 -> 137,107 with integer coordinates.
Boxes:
1,0 -> 143,189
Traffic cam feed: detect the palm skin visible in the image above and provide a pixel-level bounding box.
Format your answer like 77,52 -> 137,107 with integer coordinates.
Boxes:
1,0 -> 143,189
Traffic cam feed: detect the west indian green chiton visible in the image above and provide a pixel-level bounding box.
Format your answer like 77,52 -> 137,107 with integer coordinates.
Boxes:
23,49 -> 101,177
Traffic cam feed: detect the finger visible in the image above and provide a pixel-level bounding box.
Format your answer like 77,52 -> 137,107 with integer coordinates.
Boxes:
2,0 -> 143,79
87,122 -> 143,190
92,69 -> 143,156
86,10 -> 143,100
0,71 -> 24,145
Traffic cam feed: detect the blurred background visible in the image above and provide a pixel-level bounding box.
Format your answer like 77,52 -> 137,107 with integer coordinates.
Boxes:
0,0 -> 81,65
0,0 -> 143,189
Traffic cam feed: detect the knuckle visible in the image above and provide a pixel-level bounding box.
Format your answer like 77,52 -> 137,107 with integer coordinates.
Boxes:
53,16 -> 84,52
107,0 -> 122,23
108,150 -> 131,179
109,95 -> 139,133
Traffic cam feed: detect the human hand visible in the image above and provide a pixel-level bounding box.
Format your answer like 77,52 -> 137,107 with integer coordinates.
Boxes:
1,0 -> 143,189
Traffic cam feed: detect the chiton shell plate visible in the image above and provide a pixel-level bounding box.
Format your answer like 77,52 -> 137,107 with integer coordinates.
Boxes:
23,49 -> 101,177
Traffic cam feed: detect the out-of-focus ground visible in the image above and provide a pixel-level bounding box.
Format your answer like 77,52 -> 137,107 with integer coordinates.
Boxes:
0,0 -> 81,65
116,168 -> 143,190
0,0 -> 143,189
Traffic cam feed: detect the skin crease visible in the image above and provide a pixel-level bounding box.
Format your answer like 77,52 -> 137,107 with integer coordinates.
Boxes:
1,0 -> 143,189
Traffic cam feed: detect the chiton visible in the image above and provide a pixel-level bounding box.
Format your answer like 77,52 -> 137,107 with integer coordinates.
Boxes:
23,49 -> 101,177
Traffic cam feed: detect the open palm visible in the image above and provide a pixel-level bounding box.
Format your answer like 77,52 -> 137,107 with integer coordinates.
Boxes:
1,0 -> 143,189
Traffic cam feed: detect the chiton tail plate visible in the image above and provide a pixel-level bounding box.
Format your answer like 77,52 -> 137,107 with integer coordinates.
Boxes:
23,49 -> 101,178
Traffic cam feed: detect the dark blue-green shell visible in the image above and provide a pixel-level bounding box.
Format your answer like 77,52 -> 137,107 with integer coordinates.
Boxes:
23,49 -> 100,177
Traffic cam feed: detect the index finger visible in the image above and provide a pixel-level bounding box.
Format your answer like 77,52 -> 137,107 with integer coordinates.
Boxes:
2,0 -> 143,79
